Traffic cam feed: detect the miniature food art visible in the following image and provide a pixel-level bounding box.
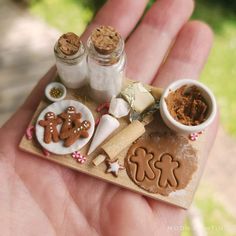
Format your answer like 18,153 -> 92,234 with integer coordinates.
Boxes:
19,26 -> 217,209
101,120 -> 145,160
58,32 -> 81,55
121,82 -> 155,113
45,82 -> 66,102
59,106 -> 82,136
50,87 -> 64,99
92,154 -> 107,166
38,112 -> 62,144
62,119 -> 91,147
106,159 -> 125,177
55,32 -> 87,89
108,97 -> 130,118
88,114 -> 120,155
87,26 -> 126,102
165,85 -> 208,126
71,151 -> 87,164
125,133 -> 197,196
35,100 -> 95,155
91,26 -> 121,55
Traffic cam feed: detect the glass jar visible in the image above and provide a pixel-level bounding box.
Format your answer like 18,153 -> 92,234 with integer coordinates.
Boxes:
54,33 -> 88,89
87,27 -> 126,103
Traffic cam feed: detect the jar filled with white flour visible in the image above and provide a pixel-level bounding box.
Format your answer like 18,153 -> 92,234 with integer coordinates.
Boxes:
87,26 -> 126,103
54,32 -> 87,89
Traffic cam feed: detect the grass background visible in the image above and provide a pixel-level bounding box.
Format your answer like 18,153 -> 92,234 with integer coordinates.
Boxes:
28,0 -> 236,235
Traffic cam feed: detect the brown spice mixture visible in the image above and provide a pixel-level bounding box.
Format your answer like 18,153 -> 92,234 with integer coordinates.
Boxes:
91,26 -> 120,55
50,87 -> 63,98
58,32 -> 81,55
165,85 -> 208,126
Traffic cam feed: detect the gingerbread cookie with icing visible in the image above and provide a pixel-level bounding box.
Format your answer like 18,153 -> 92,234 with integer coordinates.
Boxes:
59,106 -> 82,138
62,119 -> 91,147
125,133 -> 197,196
38,112 -> 62,144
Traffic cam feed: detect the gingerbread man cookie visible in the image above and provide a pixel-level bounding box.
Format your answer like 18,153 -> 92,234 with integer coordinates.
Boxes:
155,154 -> 179,188
129,148 -> 155,182
125,133 -> 197,196
62,119 -> 91,147
38,112 -> 62,144
59,106 -> 82,138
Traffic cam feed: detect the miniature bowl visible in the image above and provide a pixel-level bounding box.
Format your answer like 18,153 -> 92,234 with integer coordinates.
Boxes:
45,82 -> 67,102
160,79 -> 217,134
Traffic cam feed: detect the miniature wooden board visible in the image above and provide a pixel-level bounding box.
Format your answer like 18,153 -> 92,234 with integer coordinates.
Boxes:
19,76 -> 207,209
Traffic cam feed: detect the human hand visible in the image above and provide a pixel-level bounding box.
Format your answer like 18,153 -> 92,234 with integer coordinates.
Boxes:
0,0 -> 218,235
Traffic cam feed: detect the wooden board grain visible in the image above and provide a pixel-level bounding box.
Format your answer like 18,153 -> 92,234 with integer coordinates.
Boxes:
19,76 -> 206,209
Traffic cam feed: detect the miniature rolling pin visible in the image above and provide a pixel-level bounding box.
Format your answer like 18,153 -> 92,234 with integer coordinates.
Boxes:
101,120 -> 145,160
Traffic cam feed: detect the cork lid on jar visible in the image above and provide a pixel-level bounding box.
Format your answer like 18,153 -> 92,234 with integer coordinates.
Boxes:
58,32 -> 81,55
91,26 -> 121,55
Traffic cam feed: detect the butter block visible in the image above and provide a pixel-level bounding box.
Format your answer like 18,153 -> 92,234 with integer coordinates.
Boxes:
121,82 -> 155,113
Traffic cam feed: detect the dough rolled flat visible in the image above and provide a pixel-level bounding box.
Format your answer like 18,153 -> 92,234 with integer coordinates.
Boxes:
101,120 -> 145,159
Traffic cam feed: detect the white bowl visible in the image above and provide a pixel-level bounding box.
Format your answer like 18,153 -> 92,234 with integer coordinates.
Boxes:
160,79 -> 217,134
45,82 -> 67,102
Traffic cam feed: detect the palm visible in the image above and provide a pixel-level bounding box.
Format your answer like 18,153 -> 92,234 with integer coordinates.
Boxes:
0,0 -> 218,235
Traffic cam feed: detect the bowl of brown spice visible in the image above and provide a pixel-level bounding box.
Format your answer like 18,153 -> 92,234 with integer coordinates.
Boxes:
160,79 -> 217,134
45,82 -> 66,102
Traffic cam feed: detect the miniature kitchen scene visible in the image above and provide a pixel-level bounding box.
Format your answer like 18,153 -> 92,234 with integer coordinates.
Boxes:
0,0 -> 235,235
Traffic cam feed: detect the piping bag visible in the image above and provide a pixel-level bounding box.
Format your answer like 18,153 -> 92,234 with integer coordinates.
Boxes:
99,101 -> 160,160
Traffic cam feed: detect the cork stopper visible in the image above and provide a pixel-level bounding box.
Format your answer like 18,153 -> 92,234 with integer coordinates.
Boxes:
58,32 -> 81,55
91,26 -> 121,55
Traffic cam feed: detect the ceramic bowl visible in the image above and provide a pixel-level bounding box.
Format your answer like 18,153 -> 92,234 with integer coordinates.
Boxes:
160,79 -> 217,134
45,82 -> 66,102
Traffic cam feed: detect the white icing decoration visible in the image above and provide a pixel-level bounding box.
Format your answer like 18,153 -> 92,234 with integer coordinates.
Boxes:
107,160 -> 124,176
35,100 -> 95,155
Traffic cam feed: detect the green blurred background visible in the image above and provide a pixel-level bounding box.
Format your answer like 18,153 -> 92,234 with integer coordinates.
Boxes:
9,0 -> 236,235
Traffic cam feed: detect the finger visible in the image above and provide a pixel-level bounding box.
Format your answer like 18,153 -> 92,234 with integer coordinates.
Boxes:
24,0 -> 148,111
126,0 -> 194,84
152,21 -> 213,87
148,21 -> 218,221
81,0 -> 148,41
3,0 -> 148,132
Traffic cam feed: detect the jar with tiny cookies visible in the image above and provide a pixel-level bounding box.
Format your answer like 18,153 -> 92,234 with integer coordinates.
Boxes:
87,26 -> 126,103
54,32 -> 88,89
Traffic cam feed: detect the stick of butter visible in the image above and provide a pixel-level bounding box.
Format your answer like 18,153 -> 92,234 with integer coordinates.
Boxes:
121,82 -> 155,113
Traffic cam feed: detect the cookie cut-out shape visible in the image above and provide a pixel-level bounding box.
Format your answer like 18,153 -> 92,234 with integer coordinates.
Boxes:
130,148 -> 155,182
155,154 -> 179,188
59,106 -> 82,138
106,159 -> 125,177
38,112 -> 62,144
125,133 -> 197,196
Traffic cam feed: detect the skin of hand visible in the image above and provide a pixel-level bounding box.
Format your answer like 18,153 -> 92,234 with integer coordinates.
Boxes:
0,0 -> 219,235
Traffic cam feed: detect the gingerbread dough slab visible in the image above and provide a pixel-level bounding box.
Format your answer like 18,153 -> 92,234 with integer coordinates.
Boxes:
19,77 -> 206,209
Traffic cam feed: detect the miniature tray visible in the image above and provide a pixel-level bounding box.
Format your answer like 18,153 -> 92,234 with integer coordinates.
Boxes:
19,76 -> 206,209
